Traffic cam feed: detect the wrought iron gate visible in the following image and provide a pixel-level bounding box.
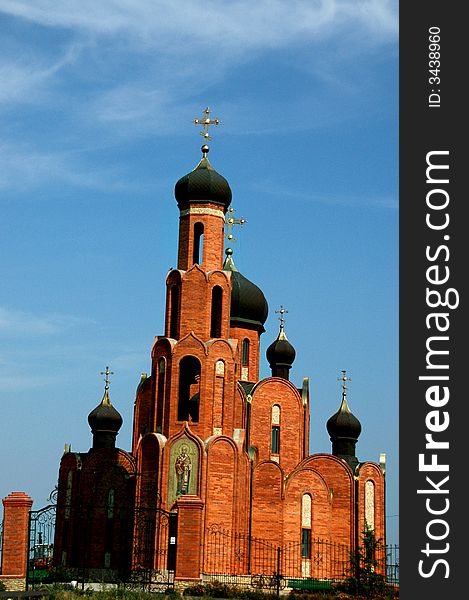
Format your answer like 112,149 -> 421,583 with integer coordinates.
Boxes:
127,507 -> 177,592
27,503 -> 57,589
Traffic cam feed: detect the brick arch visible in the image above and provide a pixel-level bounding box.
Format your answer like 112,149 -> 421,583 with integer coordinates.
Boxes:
295,454 -> 357,547
168,421 -> 204,452
301,453 -> 356,484
152,336 -> 176,358
284,466 -> 332,543
249,378 -> 305,471
206,337 -> 236,357
184,263 -> 210,282
251,376 -> 304,407
133,375 -> 154,448
166,269 -> 183,287
60,451 -> 83,471
84,448 -> 136,475
176,332 -> 208,354
207,269 -> 231,286
137,434 -> 163,509
357,462 -> 386,544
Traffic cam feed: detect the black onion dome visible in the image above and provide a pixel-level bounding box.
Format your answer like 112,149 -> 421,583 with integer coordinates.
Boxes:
229,270 -> 268,331
175,153 -> 232,210
88,388 -> 123,435
266,328 -> 296,369
326,395 -> 362,440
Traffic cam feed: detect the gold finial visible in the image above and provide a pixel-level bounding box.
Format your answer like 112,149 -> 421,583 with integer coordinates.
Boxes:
225,207 -> 247,247
337,370 -> 352,395
193,107 -> 220,141
100,366 -> 114,391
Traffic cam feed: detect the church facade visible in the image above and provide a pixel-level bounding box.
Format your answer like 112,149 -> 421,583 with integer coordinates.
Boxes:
53,127 -> 386,585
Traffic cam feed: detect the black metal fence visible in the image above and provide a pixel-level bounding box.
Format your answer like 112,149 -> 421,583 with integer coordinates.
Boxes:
204,525 -> 399,590
25,503 -> 398,593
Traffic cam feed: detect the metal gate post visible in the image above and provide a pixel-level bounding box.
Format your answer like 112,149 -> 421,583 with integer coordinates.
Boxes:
276,546 -> 281,598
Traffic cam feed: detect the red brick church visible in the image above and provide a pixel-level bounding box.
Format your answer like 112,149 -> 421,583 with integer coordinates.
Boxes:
52,112 -> 386,585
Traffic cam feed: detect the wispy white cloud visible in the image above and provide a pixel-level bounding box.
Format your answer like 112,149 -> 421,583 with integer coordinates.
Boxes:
0,40 -> 84,105
0,1 -> 398,47
0,1 -> 397,188
251,179 -> 398,209
0,306 -> 93,336
0,373 -> 60,391
0,1 -> 398,127
0,141 -> 138,191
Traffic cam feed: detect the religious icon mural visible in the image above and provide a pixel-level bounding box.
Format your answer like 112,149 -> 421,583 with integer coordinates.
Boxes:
175,445 -> 192,495
168,438 -> 199,505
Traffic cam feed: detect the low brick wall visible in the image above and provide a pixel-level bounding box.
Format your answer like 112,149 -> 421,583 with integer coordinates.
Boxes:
0,576 -> 27,592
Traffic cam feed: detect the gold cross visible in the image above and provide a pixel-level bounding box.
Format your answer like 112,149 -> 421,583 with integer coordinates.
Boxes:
193,107 -> 220,141
337,370 -> 352,392
100,366 -> 114,390
225,207 -> 247,245
275,305 -> 288,328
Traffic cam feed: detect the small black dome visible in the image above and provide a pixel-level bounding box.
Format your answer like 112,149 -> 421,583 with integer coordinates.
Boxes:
175,155 -> 232,210
326,396 -> 362,440
266,325 -> 296,380
229,270 -> 268,331
266,330 -> 296,368
88,389 -> 123,435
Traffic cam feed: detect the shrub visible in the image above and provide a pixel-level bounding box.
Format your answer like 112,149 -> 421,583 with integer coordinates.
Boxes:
183,583 -> 207,596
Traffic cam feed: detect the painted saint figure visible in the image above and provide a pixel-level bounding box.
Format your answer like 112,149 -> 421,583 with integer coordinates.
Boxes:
175,445 -> 192,495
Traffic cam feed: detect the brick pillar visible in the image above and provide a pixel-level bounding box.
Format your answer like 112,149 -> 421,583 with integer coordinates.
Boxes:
1,492 -> 33,591
175,495 -> 204,582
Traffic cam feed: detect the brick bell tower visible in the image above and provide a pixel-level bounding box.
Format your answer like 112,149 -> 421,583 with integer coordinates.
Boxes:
132,108 -> 269,517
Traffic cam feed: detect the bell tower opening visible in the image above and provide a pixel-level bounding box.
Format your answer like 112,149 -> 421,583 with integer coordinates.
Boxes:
210,286 -> 223,338
193,222 -> 204,265
169,285 -> 180,339
178,356 -> 201,422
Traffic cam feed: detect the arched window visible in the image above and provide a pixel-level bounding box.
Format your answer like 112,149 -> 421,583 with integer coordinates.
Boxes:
156,358 -> 166,433
242,338 -> 250,366
193,222 -> 204,265
210,286 -> 223,338
365,480 -> 375,531
213,360 -> 225,433
65,470 -> 73,519
178,356 -> 201,422
169,285 -> 180,339
107,488 -> 115,519
271,404 -> 281,455
104,488 -> 115,568
301,493 -> 312,558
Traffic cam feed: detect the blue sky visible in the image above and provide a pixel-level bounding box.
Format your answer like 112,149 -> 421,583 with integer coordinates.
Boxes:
0,1 -> 398,545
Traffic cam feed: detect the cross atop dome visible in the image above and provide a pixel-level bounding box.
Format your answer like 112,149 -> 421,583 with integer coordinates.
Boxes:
225,207 -> 247,246
275,305 -> 289,330
193,107 -> 220,142
100,366 -> 114,391
337,369 -> 352,395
